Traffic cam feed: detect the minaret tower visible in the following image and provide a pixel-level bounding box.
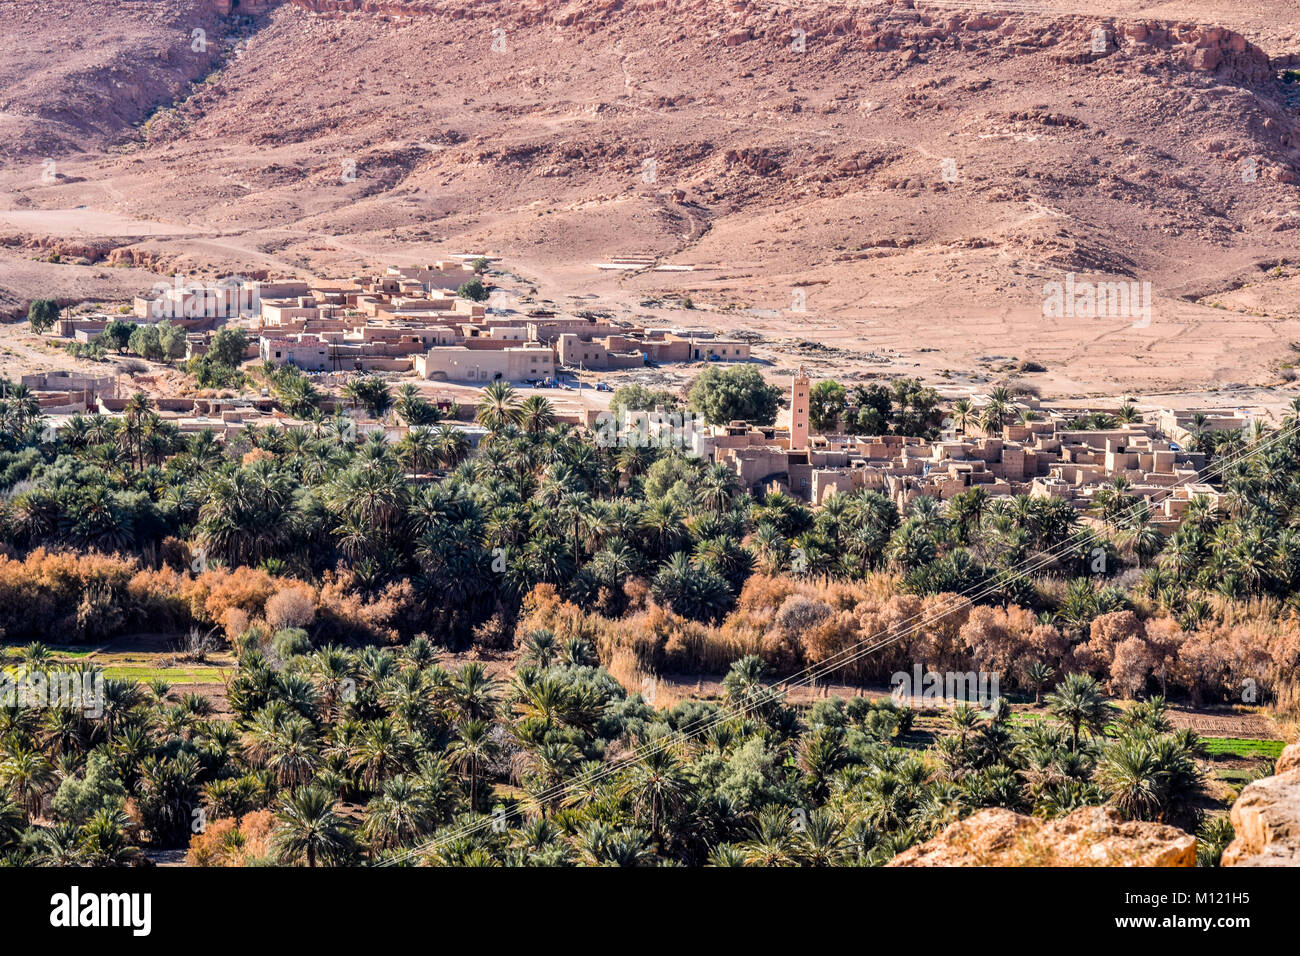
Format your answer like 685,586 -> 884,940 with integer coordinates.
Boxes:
791,367 -> 810,451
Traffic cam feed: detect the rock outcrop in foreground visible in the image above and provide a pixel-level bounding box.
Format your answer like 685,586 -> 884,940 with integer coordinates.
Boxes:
892,742 -> 1300,866
1222,743 -> 1300,867
888,806 -> 1197,867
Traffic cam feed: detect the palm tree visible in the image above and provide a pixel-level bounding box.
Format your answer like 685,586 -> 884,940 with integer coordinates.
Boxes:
558,490 -> 593,566
1045,673 -> 1110,752
3,383 -> 41,434
446,718 -> 498,813
476,381 -> 522,435
275,370 -> 321,417
449,663 -> 498,721
79,807 -> 140,867
123,391 -> 154,470
195,462 -> 297,567
951,398 -> 973,435
797,808 -> 848,866
431,424 -> 470,468
696,463 -> 739,514
393,384 -> 437,427
519,395 -> 556,434
1096,738 -> 1164,820
979,402 -> 1006,436
1121,505 -> 1165,568
342,376 -> 394,418
347,719 -> 412,789
273,786 -> 352,867
32,821 -> 83,866
395,428 -> 437,474
520,630 -> 558,668
265,716 -> 319,787
796,727 -> 848,802
362,775 -> 436,854
741,805 -> 798,866
1116,403 -> 1141,424
57,414 -> 93,453
1024,662 -> 1055,705
520,739 -> 581,815
0,746 -> 53,820
640,499 -> 686,558
619,747 -> 688,844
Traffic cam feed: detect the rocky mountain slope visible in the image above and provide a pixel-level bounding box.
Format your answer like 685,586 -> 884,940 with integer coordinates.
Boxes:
0,1 -> 226,160
2,1 -> 1300,393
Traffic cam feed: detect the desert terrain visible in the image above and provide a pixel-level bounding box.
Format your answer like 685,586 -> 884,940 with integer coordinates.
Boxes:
2,0 -> 1300,403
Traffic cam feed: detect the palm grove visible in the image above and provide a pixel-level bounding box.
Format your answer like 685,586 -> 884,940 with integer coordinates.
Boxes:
0,364 -> 1295,865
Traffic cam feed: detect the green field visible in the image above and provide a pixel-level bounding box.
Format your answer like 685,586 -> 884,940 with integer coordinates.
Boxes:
1202,737 -> 1287,760
100,665 -> 227,684
1,643 -> 231,687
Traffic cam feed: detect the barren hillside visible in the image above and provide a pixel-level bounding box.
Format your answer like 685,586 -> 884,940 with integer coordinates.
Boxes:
0,0 -> 226,159
3,0 -> 1300,395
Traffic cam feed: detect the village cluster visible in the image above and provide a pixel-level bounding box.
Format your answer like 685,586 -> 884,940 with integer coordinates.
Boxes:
617,369 -> 1238,524
54,258 -> 750,384
30,264 -> 1243,528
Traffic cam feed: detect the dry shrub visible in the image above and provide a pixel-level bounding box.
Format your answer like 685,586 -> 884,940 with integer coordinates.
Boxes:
759,627 -> 802,673
623,577 -> 650,613
543,573 -> 1300,705
239,809 -> 274,856
606,647 -> 681,707
847,593 -> 924,681
200,566 -> 278,627
316,574 -> 417,644
896,593 -> 969,675
185,809 -> 274,867
472,611 -> 511,650
606,647 -> 644,693
597,606 -> 667,667
1275,678 -> 1300,726
774,595 -> 833,633
127,566 -> 194,632
1110,636 -> 1155,699
242,448 -> 275,466
734,573 -> 799,615
957,604 -> 1036,679
802,609 -> 859,668
517,584 -> 601,648
223,607 -> 250,642
1168,615 -> 1300,707
0,548 -> 136,642
703,617 -> 763,671
76,583 -> 122,642
186,817 -> 236,867
1175,628 -> 1231,707
1143,617 -> 1184,696
264,583 -> 317,632
1076,611 -> 1145,677
159,536 -> 192,572
1028,622 -> 1072,670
